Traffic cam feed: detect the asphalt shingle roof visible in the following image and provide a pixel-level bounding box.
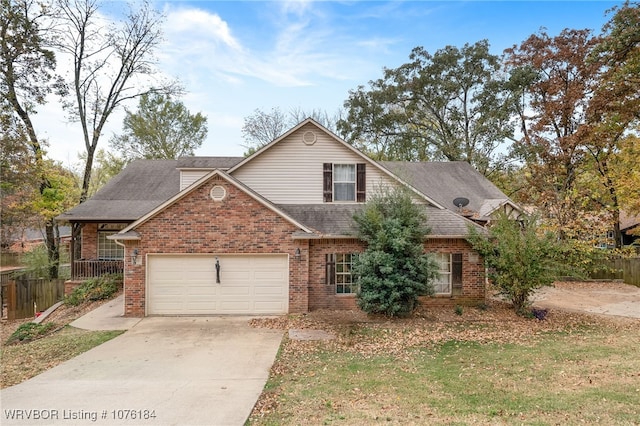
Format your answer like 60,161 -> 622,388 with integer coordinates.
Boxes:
380,161 -> 511,218
176,157 -> 243,169
57,159 -> 181,222
58,158 -> 498,236
279,204 -> 480,237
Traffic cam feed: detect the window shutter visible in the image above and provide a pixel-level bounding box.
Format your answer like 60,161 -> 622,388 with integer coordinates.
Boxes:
323,163 -> 333,202
452,253 -> 463,295
356,163 -> 366,202
325,254 -> 336,285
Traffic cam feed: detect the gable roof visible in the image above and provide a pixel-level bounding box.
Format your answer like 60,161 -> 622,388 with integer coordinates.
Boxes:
57,159 -> 181,222
229,118 -> 445,209
380,161 -> 518,220
117,169 -> 315,235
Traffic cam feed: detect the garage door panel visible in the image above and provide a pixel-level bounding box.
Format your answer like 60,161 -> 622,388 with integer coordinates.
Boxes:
147,255 -> 289,315
220,286 -> 250,296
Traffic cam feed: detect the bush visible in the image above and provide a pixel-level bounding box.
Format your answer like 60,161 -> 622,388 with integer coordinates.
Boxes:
468,212 -> 566,316
353,188 -> 439,317
6,322 -> 56,344
65,274 -> 121,306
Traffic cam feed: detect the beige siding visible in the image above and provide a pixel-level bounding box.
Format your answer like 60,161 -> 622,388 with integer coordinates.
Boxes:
232,123 -> 397,204
180,171 -> 209,190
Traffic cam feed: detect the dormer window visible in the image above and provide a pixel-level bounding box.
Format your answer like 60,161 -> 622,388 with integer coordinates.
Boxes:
323,163 -> 366,203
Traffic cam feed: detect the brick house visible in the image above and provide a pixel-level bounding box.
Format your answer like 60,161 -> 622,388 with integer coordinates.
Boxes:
58,119 -> 519,317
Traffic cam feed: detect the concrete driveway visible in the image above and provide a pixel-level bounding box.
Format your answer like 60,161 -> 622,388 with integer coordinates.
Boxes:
1,317 -> 283,426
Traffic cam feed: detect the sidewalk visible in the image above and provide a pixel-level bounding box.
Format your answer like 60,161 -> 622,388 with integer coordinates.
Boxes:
70,295 -> 142,330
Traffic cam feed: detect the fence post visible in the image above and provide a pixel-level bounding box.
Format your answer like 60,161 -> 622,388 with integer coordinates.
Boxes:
6,280 -> 17,320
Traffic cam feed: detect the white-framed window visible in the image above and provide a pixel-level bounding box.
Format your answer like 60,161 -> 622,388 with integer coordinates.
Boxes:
326,253 -> 359,294
433,253 -> 452,294
333,164 -> 356,202
97,223 -> 126,260
323,163 -> 366,203
98,232 -> 124,260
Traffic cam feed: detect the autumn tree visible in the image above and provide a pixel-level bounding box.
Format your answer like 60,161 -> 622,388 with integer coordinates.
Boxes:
339,40 -> 515,175
110,93 -> 208,162
1,0 -> 67,277
504,29 -> 602,241
579,2 -> 640,247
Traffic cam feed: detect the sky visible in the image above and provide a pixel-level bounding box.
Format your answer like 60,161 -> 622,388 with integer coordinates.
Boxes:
34,0 -> 624,166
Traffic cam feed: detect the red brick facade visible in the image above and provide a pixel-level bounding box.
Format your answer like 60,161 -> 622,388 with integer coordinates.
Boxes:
79,175 -> 486,317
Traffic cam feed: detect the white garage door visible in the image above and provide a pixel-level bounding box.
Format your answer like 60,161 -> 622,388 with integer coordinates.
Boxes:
147,254 -> 289,315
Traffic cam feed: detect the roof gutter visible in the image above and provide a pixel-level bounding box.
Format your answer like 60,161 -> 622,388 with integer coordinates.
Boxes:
106,231 -> 141,241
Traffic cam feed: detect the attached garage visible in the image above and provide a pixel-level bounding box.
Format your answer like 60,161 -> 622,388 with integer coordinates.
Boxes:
147,254 -> 289,315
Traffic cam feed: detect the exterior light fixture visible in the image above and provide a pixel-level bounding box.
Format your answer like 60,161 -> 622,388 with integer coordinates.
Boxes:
294,248 -> 301,260
130,248 -> 139,265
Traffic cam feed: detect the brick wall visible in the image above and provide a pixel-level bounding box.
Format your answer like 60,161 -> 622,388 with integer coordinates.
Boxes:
122,176 -> 306,317
81,223 -> 98,259
306,237 -> 485,311
308,239 -> 365,310
421,238 -> 485,307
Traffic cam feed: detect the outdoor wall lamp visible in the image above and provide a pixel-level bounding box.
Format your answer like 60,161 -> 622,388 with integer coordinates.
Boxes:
294,248 -> 301,260
130,248 -> 139,265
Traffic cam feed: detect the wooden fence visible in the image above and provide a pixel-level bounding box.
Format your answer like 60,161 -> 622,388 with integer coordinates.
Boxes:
590,258 -> 640,286
1,275 -> 65,320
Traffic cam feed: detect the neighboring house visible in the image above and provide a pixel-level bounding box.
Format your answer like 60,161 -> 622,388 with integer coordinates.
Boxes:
620,211 -> 640,247
5,226 -> 72,253
57,119 -> 519,317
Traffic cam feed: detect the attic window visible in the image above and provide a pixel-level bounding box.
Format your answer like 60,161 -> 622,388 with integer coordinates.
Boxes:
210,185 -> 227,201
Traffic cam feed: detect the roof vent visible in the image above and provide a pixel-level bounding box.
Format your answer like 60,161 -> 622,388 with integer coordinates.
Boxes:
302,131 -> 317,145
210,185 -> 227,201
452,197 -> 470,210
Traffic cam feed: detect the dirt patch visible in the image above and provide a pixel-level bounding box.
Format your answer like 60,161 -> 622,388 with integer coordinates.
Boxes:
1,293 -> 122,345
532,281 -> 640,318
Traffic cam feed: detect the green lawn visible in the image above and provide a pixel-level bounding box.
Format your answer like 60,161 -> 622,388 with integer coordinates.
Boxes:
248,312 -> 640,425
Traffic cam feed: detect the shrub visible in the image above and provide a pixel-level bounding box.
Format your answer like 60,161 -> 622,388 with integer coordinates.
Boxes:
65,274 -> 121,306
468,212 -> 566,316
6,322 -> 56,344
454,305 -> 464,316
353,188 -> 439,317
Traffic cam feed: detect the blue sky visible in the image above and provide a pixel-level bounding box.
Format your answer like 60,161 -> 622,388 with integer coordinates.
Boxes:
39,0 -> 623,165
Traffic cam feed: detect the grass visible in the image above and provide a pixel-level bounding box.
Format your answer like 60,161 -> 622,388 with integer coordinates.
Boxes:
1,326 -> 123,388
248,318 -> 640,425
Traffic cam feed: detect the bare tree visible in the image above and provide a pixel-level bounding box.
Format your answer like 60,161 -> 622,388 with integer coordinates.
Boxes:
56,0 -> 179,205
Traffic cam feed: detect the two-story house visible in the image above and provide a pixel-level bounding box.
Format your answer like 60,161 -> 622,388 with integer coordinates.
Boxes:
57,119 -> 519,317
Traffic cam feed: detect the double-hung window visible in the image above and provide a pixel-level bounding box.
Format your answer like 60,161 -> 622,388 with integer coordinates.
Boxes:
333,164 -> 356,201
323,163 -> 366,203
326,253 -> 358,294
432,253 -> 464,295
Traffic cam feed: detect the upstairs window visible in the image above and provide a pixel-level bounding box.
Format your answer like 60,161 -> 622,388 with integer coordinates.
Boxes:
323,163 -> 366,202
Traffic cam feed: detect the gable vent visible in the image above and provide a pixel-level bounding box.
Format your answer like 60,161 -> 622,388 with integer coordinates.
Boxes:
210,185 -> 227,201
302,131 -> 317,145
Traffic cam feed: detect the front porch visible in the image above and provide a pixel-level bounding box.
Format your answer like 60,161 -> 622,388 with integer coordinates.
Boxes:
71,259 -> 124,280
